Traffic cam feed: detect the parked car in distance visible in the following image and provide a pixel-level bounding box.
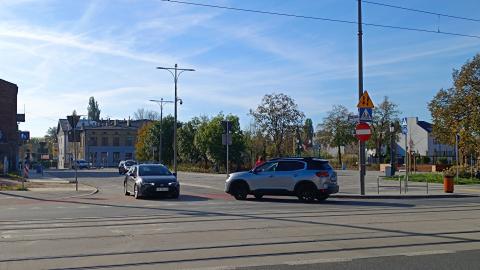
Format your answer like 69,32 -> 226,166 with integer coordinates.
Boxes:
119,160 -> 137,174
225,157 -> 339,202
124,164 -> 179,199
72,159 -> 90,169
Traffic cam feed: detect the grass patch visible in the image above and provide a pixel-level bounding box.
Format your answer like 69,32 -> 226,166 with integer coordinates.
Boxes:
386,173 -> 480,185
0,184 -> 28,191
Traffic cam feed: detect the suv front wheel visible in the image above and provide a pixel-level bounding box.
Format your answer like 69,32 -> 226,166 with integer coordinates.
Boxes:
230,181 -> 249,200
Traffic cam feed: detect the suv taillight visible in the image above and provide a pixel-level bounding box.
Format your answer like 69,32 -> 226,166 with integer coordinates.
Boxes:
316,171 -> 329,177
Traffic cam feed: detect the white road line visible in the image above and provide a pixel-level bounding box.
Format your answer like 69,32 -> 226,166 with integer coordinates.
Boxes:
181,183 -> 225,191
56,206 -> 66,209
286,258 -> 353,265
402,250 -> 454,256
77,206 -> 90,209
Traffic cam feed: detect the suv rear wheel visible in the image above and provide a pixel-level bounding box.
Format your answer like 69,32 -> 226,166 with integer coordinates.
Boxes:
296,183 -> 317,203
231,181 -> 249,200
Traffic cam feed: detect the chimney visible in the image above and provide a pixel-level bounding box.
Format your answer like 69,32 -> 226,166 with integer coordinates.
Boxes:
114,119 -> 117,126
127,117 -> 131,127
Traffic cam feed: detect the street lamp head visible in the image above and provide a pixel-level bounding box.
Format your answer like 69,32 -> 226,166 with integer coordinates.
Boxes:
178,98 -> 183,105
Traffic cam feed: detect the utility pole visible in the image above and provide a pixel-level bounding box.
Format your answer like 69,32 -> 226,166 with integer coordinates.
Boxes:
156,64 -> 195,174
150,98 -> 174,164
358,0 -> 366,195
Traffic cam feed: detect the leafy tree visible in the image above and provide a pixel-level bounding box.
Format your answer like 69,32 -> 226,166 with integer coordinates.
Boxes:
135,122 -> 155,162
367,96 -> 401,163
133,108 -> 159,120
44,126 -> 58,158
194,113 -> 245,171
87,97 -> 101,121
316,105 -> 356,165
429,54 -> 480,163
178,117 -> 206,165
250,93 -> 305,156
302,118 -> 314,150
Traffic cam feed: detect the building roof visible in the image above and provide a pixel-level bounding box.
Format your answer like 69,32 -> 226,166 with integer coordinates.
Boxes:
57,119 -> 152,133
417,121 -> 433,133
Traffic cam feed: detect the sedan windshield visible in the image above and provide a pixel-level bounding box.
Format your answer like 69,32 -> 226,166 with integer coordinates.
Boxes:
139,165 -> 172,176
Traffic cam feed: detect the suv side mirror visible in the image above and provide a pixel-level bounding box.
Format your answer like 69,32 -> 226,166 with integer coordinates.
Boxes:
173,172 -> 177,177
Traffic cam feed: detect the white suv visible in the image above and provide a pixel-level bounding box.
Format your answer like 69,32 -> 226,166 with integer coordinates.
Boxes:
225,157 -> 338,202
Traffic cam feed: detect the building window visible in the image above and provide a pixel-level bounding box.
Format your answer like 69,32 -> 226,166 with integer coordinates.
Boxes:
89,137 -> 97,146
113,137 -> 120,146
113,152 -> 120,163
126,136 -> 134,146
125,152 -> 133,160
102,137 -> 109,146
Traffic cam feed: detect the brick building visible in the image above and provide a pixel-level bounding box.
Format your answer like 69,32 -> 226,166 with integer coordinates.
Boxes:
0,79 -> 19,172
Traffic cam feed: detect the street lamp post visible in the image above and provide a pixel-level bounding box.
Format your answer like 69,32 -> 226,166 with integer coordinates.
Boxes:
150,98 -> 174,164
156,64 -> 195,174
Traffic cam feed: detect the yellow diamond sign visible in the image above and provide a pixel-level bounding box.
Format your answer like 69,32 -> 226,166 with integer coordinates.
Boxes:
357,91 -> 374,108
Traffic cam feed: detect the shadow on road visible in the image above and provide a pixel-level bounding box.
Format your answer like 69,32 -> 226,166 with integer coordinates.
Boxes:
248,197 -> 415,208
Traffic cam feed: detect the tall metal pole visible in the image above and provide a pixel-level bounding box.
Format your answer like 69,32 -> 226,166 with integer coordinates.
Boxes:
160,99 -> 163,164
358,0 -> 366,195
456,133 -> 459,183
73,126 -> 78,191
156,64 -> 194,174
174,64 -> 178,174
150,99 -> 173,164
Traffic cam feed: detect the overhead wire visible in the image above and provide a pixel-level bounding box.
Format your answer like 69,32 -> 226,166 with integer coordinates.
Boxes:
361,0 -> 480,23
160,0 -> 480,39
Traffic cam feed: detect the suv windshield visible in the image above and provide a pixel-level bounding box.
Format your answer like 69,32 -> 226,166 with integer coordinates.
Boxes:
139,165 -> 172,176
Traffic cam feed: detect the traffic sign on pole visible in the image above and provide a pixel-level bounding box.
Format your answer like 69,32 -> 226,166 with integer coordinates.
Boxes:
357,91 -> 374,108
358,108 -> 373,122
355,122 -> 372,142
401,117 -> 408,135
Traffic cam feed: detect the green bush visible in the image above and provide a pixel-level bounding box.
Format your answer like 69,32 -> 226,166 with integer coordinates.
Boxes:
437,157 -> 449,165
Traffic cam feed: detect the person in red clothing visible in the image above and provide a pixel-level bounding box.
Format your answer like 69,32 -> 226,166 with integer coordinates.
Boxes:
255,155 -> 265,167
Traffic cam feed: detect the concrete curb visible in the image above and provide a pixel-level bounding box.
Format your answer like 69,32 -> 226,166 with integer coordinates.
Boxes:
55,183 -> 99,199
331,193 -> 479,199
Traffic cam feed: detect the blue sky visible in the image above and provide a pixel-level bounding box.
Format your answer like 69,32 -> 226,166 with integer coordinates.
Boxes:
0,0 -> 479,137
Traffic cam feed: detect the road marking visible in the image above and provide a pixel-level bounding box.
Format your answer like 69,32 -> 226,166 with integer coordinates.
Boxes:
56,206 -> 66,209
111,229 -> 124,234
181,183 -> 224,191
31,207 -> 41,210
286,258 -> 353,265
7,208 -> 16,210
402,250 -> 454,256
77,206 -> 90,209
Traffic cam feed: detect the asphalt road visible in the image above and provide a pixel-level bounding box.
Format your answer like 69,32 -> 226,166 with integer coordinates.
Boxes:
1,168 -> 480,270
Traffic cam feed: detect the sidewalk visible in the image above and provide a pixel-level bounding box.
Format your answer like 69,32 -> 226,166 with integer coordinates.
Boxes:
333,171 -> 480,199
0,171 -> 97,200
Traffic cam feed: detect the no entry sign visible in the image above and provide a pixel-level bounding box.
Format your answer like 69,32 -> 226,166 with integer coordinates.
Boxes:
355,122 -> 372,142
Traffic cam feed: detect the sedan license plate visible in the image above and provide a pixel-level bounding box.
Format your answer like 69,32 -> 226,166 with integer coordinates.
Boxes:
156,187 -> 169,192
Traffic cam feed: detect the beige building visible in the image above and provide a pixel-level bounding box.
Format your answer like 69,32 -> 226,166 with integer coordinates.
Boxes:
57,119 -> 151,169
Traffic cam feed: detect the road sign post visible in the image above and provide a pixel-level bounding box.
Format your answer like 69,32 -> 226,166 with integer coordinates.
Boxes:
401,117 -> 408,191
357,90 -> 374,195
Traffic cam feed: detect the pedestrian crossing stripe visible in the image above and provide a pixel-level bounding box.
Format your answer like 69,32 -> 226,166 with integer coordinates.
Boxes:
357,91 -> 374,108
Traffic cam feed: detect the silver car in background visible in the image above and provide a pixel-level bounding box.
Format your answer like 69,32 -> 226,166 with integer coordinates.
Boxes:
225,157 -> 338,202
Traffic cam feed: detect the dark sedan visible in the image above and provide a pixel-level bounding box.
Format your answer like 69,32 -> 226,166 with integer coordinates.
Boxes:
124,164 -> 179,199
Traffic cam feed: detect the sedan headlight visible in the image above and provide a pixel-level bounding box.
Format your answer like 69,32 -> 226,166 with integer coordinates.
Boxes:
168,182 -> 179,186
